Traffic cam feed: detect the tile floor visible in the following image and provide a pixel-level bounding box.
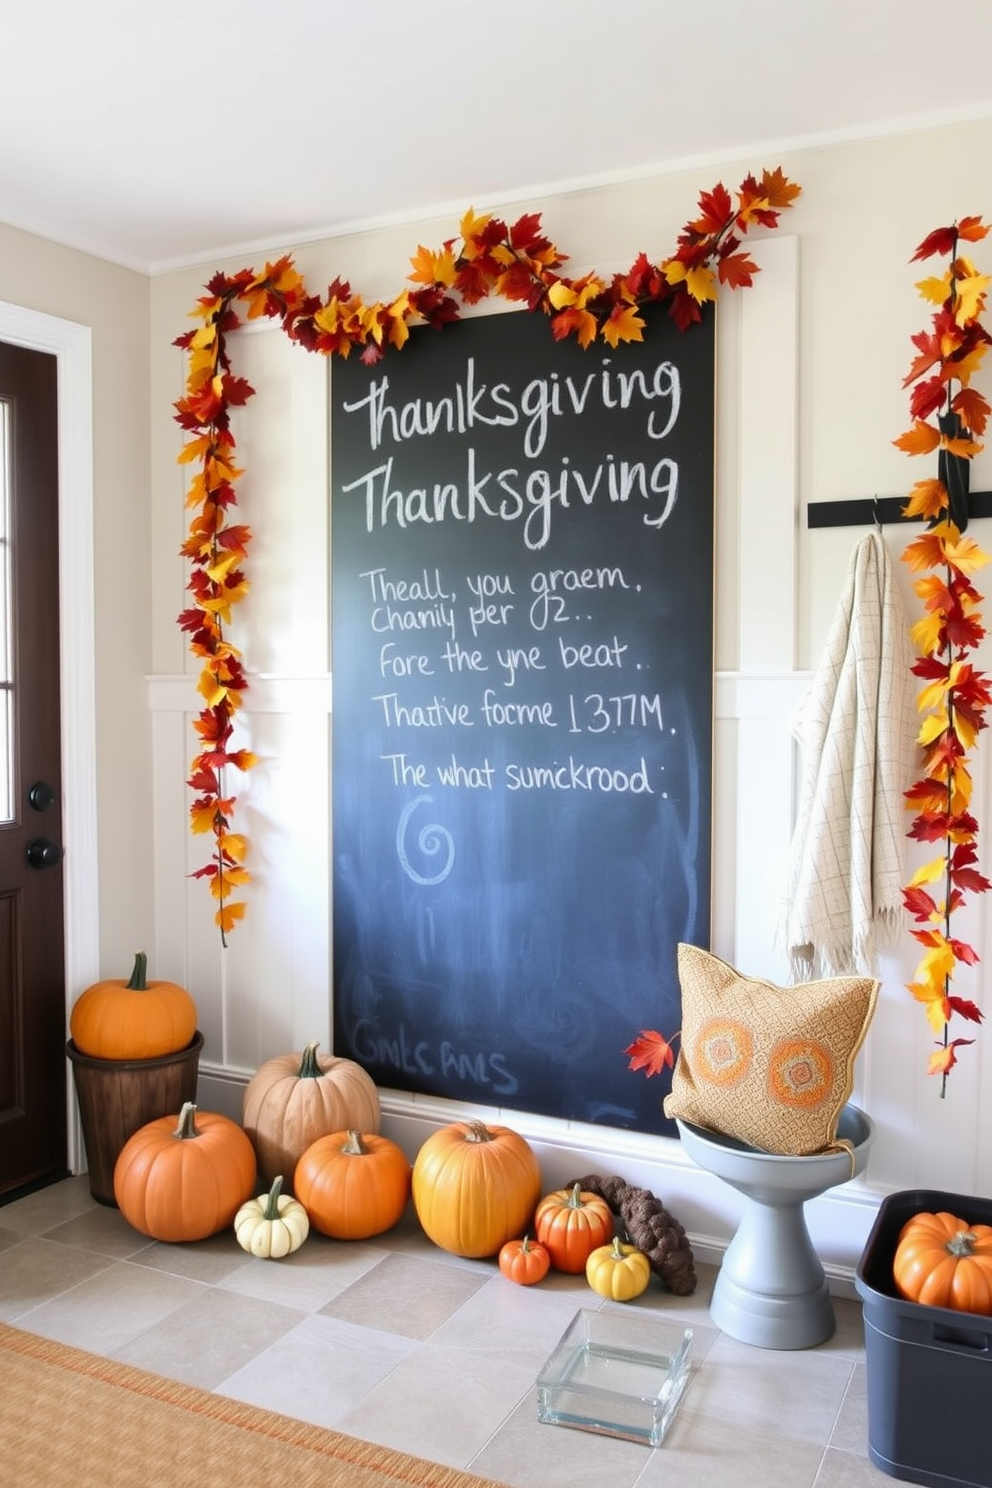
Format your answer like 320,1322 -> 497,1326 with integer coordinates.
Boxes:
0,1175 -> 919,1488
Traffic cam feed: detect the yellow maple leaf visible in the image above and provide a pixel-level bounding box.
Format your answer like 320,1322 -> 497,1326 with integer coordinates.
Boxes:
217,900 -> 248,933
189,799 -> 218,834
953,342 -> 989,385
916,272 -> 952,305
943,534 -> 992,575
927,1045 -> 956,1076
684,264 -> 717,303
917,708 -> 950,746
222,833 -> 249,863
910,611 -> 945,655
197,670 -> 228,709
459,206 -> 492,257
902,478 -> 948,521
953,263 -> 990,324
209,865 -> 251,899
602,303 -> 646,348
909,856 -> 948,888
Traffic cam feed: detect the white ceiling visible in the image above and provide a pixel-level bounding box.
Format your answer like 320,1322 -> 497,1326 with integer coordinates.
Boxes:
4,0 -> 992,275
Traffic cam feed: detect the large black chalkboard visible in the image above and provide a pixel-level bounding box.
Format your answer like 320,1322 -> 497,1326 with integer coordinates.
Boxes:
330,301 -> 714,1135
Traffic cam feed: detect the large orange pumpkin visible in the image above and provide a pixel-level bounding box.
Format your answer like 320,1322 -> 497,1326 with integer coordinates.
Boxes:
69,951 -> 198,1060
242,1042 -> 381,1190
114,1101 -> 256,1242
294,1129 -> 412,1239
534,1182 -> 614,1273
893,1210 -> 992,1314
411,1119 -> 542,1258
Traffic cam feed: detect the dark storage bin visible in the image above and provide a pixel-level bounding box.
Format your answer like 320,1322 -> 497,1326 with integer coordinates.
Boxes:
856,1189 -> 992,1488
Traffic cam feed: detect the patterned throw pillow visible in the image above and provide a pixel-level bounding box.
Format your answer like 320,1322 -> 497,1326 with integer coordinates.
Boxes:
663,943 -> 879,1156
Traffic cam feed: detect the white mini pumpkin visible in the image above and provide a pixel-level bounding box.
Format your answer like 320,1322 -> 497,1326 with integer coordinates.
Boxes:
234,1175 -> 309,1259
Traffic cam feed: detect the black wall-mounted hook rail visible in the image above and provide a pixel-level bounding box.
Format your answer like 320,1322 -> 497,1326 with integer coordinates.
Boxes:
806,491 -> 992,529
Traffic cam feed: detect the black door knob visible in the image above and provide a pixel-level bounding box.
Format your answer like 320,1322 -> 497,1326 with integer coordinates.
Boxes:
28,781 -> 57,811
25,838 -> 64,869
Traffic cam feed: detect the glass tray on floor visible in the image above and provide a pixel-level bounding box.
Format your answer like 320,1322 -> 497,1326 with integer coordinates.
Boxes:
536,1308 -> 692,1447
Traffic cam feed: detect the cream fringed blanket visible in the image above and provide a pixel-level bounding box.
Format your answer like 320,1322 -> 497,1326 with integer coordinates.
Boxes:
779,528 -> 917,979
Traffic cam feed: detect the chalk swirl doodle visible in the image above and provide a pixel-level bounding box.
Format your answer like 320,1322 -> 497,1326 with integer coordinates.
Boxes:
397,796 -> 455,885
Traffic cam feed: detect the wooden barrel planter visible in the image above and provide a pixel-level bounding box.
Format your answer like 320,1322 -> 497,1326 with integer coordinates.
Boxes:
66,1032 -> 204,1205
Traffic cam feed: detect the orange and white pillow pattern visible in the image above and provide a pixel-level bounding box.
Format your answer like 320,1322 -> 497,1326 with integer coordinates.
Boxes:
663,943 -> 879,1155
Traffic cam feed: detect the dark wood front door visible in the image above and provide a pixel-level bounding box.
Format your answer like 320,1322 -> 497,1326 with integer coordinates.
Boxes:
0,340 -> 67,1196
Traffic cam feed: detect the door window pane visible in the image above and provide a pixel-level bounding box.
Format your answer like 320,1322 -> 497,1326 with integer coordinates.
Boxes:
0,400 -> 11,822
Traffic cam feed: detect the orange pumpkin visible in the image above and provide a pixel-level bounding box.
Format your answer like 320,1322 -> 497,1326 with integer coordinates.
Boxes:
498,1234 -> 551,1286
294,1129 -> 412,1239
114,1101 -> 256,1242
411,1119 -> 542,1258
893,1210 -> 992,1314
242,1042 -> 381,1190
534,1182 -> 614,1273
69,951 -> 197,1060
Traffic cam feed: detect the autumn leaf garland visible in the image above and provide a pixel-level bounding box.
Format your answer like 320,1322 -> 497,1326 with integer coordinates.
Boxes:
174,168 -> 801,940
899,216 -> 991,1089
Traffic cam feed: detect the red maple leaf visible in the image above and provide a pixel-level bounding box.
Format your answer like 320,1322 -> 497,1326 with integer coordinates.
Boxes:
624,1030 -> 679,1076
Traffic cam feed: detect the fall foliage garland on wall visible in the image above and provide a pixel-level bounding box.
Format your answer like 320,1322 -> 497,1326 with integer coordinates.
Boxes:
899,217 -> 991,1089
174,168 -> 801,941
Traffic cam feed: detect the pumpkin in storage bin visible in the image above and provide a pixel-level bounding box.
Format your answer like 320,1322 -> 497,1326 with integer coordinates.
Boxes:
412,1119 -> 542,1258
242,1042 -> 381,1189
294,1129 -> 411,1239
114,1101 -> 256,1242
893,1210 -> 992,1314
69,951 -> 197,1060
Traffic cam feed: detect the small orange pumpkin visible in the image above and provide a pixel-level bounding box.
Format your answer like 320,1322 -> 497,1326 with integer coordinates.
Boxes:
412,1119 -> 542,1258
534,1182 -> 614,1273
498,1234 -> 551,1286
242,1042 -> 381,1190
893,1210 -> 992,1315
294,1129 -> 412,1239
114,1101 -> 256,1242
69,951 -> 197,1060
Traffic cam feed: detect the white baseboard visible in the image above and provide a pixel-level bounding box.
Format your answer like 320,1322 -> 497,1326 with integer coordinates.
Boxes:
195,1065 -> 881,1298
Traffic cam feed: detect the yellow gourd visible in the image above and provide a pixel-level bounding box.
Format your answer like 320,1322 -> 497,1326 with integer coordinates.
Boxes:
585,1235 -> 651,1301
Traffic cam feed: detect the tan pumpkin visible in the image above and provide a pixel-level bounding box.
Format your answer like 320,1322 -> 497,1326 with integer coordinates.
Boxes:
411,1119 -> 542,1258
294,1129 -> 412,1239
242,1042 -> 381,1189
69,951 -> 197,1060
114,1101 -> 256,1242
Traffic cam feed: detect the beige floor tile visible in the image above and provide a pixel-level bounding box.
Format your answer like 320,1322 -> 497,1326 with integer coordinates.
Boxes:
110,1285 -> 306,1388
128,1228 -> 254,1284
813,1446 -> 916,1486
15,1256 -> 206,1351
634,1408 -> 827,1488
38,1204 -> 157,1260
319,1250 -> 490,1338
334,1339 -> 536,1466
685,1331 -> 857,1445
218,1231 -> 392,1312
0,1236 -> 115,1323
471,1393 -> 655,1488
217,1312 -> 418,1429
0,1175 -> 95,1235
830,1359 -> 870,1456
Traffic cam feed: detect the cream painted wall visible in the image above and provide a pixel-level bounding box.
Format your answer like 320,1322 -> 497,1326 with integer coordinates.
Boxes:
0,222 -> 152,971
78,112 -> 992,1280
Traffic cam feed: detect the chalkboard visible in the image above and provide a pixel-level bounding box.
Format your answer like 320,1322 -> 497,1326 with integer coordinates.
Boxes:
330,300 -> 714,1135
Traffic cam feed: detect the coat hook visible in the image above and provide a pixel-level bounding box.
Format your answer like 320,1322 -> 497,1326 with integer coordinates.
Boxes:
872,495 -> 881,531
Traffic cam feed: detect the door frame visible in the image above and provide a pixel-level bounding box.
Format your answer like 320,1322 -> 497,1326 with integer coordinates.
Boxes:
0,298 -> 99,1174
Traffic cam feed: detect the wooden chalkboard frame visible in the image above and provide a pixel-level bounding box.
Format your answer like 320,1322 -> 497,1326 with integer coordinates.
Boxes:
330,299 -> 714,1135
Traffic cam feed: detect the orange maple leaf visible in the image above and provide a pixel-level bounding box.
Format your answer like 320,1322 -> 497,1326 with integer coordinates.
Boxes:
894,420 -> 943,456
